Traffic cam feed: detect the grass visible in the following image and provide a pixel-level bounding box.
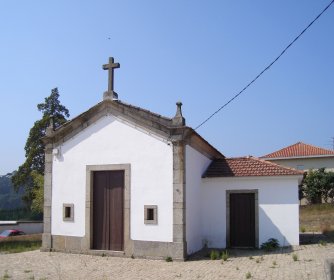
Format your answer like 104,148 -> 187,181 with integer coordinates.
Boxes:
165,256 -> 173,262
210,250 -> 219,260
292,253 -> 298,262
221,250 -> 229,261
300,204 -> 334,233
0,234 -> 41,253
1,270 -> 11,279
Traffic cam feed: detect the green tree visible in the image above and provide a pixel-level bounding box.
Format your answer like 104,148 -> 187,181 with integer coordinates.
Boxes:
302,168 -> 334,204
30,171 -> 44,213
12,88 -> 69,209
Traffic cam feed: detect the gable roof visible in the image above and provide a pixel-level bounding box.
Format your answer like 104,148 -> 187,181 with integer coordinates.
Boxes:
261,142 -> 334,159
44,99 -> 224,159
203,156 -> 304,178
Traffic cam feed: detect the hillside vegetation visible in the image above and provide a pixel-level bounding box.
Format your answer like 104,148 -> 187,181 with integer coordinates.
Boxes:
0,173 -> 25,210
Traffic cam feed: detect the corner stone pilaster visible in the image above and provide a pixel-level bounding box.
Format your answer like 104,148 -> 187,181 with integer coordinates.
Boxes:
172,141 -> 187,259
42,143 -> 53,251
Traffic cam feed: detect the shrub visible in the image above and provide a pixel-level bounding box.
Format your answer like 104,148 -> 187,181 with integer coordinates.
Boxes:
165,256 -> 173,262
221,250 -> 229,261
300,226 -> 306,233
292,253 -> 298,261
260,238 -> 279,251
319,240 -> 327,246
245,272 -> 252,279
302,168 -> 334,203
210,250 -> 219,260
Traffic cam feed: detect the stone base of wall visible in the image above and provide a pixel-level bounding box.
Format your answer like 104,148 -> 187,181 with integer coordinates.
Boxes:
133,240 -> 186,260
43,235 -> 186,261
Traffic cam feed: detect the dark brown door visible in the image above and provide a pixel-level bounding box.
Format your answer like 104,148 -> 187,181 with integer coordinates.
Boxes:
230,193 -> 255,248
93,170 -> 124,251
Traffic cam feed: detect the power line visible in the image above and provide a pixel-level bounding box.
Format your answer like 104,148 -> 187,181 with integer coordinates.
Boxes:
194,0 -> 334,131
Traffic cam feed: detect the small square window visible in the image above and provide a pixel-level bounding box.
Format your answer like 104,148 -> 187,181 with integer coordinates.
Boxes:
144,205 -> 157,225
296,165 -> 305,170
63,203 -> 74,222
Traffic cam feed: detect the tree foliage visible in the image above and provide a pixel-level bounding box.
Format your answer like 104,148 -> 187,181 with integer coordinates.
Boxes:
12,88 -> 69,209
302,168 -> 334,204
30,171 -> 44,213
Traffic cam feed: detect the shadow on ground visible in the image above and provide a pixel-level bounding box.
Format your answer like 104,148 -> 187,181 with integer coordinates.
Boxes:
188,232 -> 334,261
300,230 -> 334,245
187,246 -> 293,261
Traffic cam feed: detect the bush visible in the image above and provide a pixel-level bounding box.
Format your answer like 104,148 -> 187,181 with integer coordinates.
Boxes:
210,250 -> 219,260
221,250 -> 229,261
165,256 -> 173,262
292,253 -> 298,261
260,238 -> 279,251
302,168 -> 334,203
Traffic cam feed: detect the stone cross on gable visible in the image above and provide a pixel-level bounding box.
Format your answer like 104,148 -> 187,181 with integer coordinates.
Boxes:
102,57 -> 120,100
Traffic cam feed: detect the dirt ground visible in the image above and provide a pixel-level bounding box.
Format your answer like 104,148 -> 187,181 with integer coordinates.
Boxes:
0,243 -> 333,280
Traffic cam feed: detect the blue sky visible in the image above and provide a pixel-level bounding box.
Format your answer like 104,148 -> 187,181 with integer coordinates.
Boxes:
0,1 -> 333,175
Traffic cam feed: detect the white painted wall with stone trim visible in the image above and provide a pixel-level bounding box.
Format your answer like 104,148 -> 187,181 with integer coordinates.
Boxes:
51,115 -> 174,242
201,176 -> 300,248
185,145 -> 212,255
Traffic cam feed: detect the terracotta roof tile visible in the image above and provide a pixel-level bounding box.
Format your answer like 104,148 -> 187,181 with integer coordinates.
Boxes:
261,142 -> 334,159
203,156 -> 304,178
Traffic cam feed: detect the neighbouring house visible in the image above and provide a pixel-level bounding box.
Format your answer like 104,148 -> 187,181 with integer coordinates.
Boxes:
41,57 -> 304,260
260,142 -> 334,172
261,142 -> 334,204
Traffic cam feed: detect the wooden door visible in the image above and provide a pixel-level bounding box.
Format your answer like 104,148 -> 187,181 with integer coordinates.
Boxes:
229,193 -> 255,248
93,170 -> 124,251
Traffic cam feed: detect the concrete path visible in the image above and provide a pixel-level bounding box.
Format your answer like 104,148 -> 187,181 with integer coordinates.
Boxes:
0,244 -> 333,279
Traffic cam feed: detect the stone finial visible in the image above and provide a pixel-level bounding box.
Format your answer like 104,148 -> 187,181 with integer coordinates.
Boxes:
172,102 -> 186,126
46,119 -> 54,137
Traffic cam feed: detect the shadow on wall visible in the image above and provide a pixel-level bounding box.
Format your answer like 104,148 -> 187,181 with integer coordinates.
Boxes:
259,207 -> 296,247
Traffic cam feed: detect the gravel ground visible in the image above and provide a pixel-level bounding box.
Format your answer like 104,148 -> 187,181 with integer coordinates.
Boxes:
0,244 -> 333,280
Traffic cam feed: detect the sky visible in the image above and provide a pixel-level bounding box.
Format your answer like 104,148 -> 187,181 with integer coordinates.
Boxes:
0,0 -> 333,175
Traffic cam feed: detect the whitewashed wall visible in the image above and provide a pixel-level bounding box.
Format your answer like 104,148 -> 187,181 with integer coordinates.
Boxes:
201,176 -> 300,248
51,115 -> 173,242
185,145 -> 212,255
267,157 -> 334,172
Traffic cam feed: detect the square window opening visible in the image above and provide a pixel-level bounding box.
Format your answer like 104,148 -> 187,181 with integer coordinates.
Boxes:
144,205 -> 157,225
63,203 -> 74,222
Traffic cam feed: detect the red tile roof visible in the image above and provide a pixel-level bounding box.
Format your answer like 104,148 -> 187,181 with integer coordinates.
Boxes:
261,142 -> 334,159
203,156 -> 304,178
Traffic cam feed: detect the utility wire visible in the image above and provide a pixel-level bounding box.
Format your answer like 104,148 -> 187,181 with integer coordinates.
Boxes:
194,0 -> 334,131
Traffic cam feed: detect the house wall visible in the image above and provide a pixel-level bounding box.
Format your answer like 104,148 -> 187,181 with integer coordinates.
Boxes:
185,145 -> 212,255
267,157 -> 334,172
51,115 -> 173,242
201,176 -> 300,248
